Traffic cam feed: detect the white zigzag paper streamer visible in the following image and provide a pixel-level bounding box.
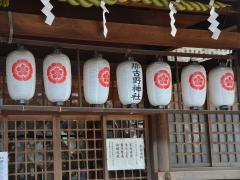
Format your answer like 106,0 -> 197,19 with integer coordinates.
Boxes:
101,0 -> 109,38
169,0 -> 180,37
208,0 -> 221,40
41,0 -> 55,26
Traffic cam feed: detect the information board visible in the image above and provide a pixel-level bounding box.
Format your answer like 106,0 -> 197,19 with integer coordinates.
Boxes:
0,152 -> 8,180
106,138 -> 145,170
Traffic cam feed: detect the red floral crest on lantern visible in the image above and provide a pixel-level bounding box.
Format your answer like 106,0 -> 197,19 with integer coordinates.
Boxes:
98,67 -> 110,87
154,70 -> 171,89
12,59 -> 33,81
189,71 -> 206,90
47,63 -> 67,84
221,72 -> 235,91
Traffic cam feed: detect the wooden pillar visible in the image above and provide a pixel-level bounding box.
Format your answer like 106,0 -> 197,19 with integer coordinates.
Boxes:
2,115 -> 8,152
233,51 -> 240,104
149,115 -> 159,180
157,113 -> 170,172
149,113 -> 170,180
102,115 -> 109,180
236,17 -> 240,103
53,116 -> 62,180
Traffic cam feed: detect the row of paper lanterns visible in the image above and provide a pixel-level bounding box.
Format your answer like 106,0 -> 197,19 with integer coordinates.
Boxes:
6,47 -> 236,109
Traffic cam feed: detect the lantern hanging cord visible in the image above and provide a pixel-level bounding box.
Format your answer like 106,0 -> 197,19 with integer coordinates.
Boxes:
226,59 -> 232,67
100,0 -> 109,38
156,55 -> 163,62
8,11 -> 13,44
125,49 -> 132,58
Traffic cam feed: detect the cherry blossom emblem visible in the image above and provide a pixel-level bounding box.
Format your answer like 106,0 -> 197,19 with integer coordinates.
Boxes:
47,63 -> 67,84
221,72 -> 235,91
154,70 -> 171,89
189,71 -> 206,90
98,67 -> 110,87
12,59 -> 33,81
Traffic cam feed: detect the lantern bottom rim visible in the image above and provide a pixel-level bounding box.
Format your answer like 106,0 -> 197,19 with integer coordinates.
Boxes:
127,104 -> 137,108
156,105 -> 167,109
219,105 -> 229,110
16,99 -> 27,105
55,101 -> 65,106
190,106 -> 199,110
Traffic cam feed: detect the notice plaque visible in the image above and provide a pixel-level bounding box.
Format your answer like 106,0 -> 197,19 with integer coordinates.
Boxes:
0,152 -> 8,180
106,138 -> 145,170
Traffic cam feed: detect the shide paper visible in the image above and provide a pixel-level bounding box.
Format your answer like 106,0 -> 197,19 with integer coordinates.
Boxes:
101,0 -> 109,38
169,0 -> 180,37
208,0 -> 221,40
41,0 -> 55,26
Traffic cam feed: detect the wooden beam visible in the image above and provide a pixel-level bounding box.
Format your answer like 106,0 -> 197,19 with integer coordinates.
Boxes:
0,11 -> 239,49
0,105 -> 239,115
158,170 -> 240,180
0,38 -> 233,59
223,25 -> 238,32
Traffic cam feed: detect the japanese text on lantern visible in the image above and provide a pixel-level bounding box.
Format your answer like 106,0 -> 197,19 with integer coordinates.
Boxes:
131,63 -> 142,101
106,138 -> 145,170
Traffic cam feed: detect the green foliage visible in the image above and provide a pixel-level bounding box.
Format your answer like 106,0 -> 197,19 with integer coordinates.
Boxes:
0,0 -> 9,8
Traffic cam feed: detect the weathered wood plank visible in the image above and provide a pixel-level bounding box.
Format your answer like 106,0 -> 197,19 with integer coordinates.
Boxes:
0,12 -> 239,49
158,170 -> 240,180
0,38 -> 233,59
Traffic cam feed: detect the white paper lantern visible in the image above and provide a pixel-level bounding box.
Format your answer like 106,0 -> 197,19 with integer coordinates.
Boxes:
43,50 -> 71,105
209,66 -> 235,109
117,58 -> 143,106
6,46 -> 36,104
83,54 -> 110,105
181,63 -> 207,109
146,61 -> 172,108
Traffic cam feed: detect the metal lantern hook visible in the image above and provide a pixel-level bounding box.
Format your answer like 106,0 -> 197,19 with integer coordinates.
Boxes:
94,50 -> 98,57
190,58 -> 198,64
54,48 -> 62,54
156,56 -> 164,62
226,59 -> 232,67
125,49 -> 132,58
